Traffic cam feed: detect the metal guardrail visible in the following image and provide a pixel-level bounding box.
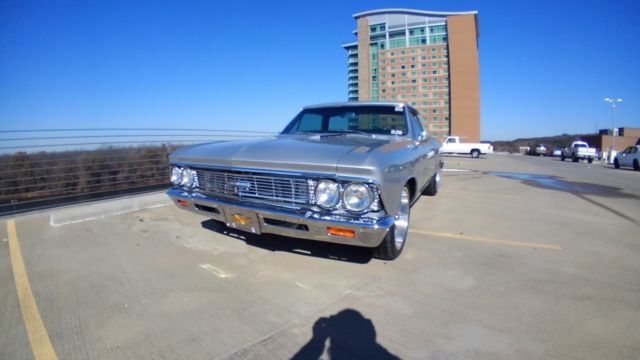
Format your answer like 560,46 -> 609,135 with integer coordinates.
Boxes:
0,128 -> 276,215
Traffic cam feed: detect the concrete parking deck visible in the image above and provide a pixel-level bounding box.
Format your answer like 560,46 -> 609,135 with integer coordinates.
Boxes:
1,154 -> 639,359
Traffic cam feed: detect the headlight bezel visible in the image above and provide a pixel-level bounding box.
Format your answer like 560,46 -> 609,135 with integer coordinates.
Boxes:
312,179 -> 381,213
170,166 -> 196,188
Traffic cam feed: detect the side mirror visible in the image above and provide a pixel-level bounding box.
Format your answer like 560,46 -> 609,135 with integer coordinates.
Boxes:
417,130 -> 428,142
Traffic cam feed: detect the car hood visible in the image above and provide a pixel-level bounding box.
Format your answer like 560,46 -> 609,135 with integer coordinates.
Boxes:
169,134 -> 396,174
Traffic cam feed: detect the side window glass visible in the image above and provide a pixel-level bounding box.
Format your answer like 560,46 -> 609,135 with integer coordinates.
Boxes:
409,112 -> 424,138
328,115 -> 348,131
297,113 -> 323,132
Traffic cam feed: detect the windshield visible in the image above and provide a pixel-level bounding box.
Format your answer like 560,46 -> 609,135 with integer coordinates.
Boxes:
574,143 -> 587,148
282,105 -> 408,136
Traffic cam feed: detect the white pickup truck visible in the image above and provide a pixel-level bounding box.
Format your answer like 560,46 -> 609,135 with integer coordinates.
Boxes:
561,141 -> 596,163
440,136 -> 493,158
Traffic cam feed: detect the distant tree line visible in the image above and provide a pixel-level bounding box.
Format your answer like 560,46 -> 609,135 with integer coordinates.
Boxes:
0,144 -> 180,213
490,133 -> 590,153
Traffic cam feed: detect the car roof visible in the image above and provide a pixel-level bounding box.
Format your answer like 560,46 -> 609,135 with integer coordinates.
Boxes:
303,101 -> 418,113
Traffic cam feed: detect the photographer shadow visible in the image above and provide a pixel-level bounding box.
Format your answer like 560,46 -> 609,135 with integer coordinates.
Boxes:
201,220 -> 373,264
292,309 -> 399,360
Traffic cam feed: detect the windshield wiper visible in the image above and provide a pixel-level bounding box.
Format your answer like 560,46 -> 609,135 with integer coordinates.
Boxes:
325,129 -> 373,136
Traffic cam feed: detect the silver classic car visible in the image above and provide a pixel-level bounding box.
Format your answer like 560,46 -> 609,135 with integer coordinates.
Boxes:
167,102 -> 443,259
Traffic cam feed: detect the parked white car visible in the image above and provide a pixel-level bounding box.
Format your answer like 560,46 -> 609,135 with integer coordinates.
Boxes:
534,144 -> 548,156
561,141 -> 596,163
440,136 -> 493,158
614,145 -> 640,171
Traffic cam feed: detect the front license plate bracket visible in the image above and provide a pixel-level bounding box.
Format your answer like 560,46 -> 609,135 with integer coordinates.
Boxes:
225,209 -> 261,234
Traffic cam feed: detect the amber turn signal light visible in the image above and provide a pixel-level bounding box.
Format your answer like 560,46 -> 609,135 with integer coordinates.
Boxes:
327,227 -> 355,238
176,199 -> 189,207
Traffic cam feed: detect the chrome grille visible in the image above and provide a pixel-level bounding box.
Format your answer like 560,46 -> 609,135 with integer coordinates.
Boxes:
195,168 -> 310,206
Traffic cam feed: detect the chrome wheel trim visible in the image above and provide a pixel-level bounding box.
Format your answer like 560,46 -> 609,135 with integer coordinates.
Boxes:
393,188 -> 410,250
434,172 -> 440,190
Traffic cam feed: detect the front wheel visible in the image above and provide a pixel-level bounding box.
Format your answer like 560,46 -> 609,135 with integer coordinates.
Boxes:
470,149 -> 480,158
587,157 -> 593,164
572,153 -> 578,162
614,159 -> 620,169
422,172 -> 440,196
561,154 -> 565,161
633,159 -> 639,171
373,186 -> 411,260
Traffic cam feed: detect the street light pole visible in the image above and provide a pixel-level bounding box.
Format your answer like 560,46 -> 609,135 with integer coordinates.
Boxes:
604,97 -> 623,156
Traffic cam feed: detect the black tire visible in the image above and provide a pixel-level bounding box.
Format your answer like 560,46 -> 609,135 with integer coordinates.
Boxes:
614,159 -> 620,169
587,157 -> 593,164
633,159 -> 639,171
470,149 -> 480,158
423,172 -> 439,196
373,186 -> 411,260
561,154 -> 565,161
572,153 -> 578,162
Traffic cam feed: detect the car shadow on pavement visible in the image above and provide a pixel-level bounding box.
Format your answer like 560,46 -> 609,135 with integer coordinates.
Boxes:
291,309 -> 400,360
201,220 -> 373,264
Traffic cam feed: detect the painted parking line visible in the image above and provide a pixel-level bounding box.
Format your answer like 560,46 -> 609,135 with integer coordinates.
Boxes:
440,190 -> 522,199
7,219 -> 58,360
409,229 -> 562,250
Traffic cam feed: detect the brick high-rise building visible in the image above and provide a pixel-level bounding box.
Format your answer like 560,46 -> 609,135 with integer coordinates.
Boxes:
343,9 -> 480,141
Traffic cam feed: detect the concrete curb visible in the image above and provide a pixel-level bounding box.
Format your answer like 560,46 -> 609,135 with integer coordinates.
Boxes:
49,192 -> 171,227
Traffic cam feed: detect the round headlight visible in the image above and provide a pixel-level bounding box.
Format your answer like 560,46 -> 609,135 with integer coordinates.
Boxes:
314,180 -> 340,209
180,168 -> 194,187
343,183 -> 372,212
170,167 -> 182,185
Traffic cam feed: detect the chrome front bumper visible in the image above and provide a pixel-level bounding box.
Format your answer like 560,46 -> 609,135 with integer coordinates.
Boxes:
166,188 -> 393,248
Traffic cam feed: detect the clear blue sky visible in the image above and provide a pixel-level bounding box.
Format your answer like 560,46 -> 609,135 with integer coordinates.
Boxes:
1,0 -> 638,140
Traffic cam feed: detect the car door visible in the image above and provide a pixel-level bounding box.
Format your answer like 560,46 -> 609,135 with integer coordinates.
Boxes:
408,110 -> 434,188
620,147 -> 633,167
